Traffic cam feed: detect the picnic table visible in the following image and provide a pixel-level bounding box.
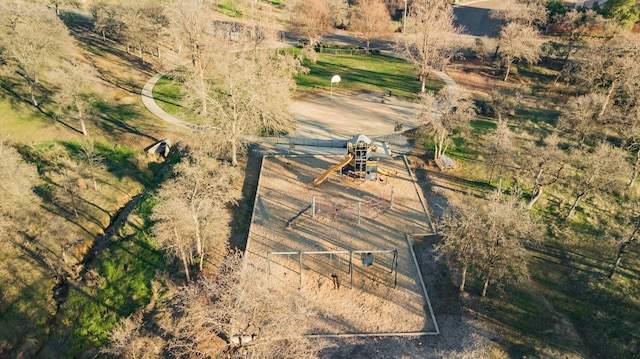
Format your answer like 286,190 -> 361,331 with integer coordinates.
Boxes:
434,154 -> 458,171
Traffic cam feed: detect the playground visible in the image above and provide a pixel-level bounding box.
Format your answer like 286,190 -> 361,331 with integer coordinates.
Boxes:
245,136 -> 438,335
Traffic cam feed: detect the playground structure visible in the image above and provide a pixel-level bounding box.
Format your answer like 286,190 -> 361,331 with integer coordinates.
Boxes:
285,193 -> 395,229
245,154 -> 438,335
266,249 -> 399,290
313,134 -> 390,186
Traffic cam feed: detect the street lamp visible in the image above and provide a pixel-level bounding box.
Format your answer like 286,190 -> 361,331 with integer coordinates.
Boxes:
330,75 -> 341,98
403,0 -> 407,34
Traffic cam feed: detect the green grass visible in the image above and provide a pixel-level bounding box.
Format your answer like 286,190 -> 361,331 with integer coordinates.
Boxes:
526,241 -> 640,359
59,196 -> 165,357
296,53 -> 443,99
152,75 -> 184,116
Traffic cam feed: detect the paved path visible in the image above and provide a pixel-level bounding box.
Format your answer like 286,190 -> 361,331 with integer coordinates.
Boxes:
141,72 -> 193,130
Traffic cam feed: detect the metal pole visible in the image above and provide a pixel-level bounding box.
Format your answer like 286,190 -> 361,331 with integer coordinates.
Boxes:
390,187 -> 395,209
299,252 -> 303,290
394,251 -> 398,288
312,196 -> 316,218
357,201 -> 361,224
267,252 -> 271,278
350,251 -> 354,289
403,0 -> 407,34
330,81 -> 333,98
390,250 -> 397,273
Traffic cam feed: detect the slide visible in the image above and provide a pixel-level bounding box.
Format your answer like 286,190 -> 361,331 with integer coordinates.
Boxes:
313,155 -> 353,186
377,168 -> 396,177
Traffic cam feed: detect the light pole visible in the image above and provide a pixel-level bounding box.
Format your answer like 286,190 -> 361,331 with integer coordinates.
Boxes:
330,75 -> 341,99
403,0 -> 407,34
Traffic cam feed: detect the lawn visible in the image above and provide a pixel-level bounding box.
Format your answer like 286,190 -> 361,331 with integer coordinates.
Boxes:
296,53 -> 443,99
152,75 -> 184,116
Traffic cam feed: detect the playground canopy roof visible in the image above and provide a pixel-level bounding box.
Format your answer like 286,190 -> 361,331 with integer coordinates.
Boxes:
349,134 -> 372,145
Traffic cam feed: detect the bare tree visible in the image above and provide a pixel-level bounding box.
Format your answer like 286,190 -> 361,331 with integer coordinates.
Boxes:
497,22 -> 542,82
519,134 -> 566,210
0,0 -> 75,107
102,312 -> 162,359
80,138 -> 105,191
201,49 -> 302,165
91,1 -> 127,41
165,0 -> 217,116
435,195 -> 484,292
607,198 -> 640,278
436,189 -> 538,297
0,140 -> 39,237
493,0 -> 549,28
349,0 -> 394,49
485,119 -> 515,185
573,31 -> 640,120
168,251 -> 325,358
396,0 -> 462,92
552,10 -> 607,66
614,89 -> 640,189
120,1 -> 168,63
51,60 -> 101,136
565,143 -> 630,219
557,92 -> 609,147
327,0 -> 350,28
417,90 -> 477,159
151,153 -> 241,281
288,0 -> 334,50
477,189 -> 537,297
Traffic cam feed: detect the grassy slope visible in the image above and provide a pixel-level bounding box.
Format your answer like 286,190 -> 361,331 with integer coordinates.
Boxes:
430,61 -> 640,358
0,16 -> 173,357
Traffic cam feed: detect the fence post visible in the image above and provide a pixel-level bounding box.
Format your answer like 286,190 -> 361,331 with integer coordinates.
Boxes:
267,252 -> 271,283
312,196 -> 316,218
349,251 -> 354,289
390,187 -> 395,209
299,252 -> 303,290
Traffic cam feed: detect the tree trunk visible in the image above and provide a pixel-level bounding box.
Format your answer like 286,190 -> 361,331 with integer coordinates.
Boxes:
608,236 -> 637,278
459,265 -> 467,292
528,185 -> 542,210
598,81 -> 616,120
231,139 -> 238,166
528,164 -> 544,209
80,118 -> 87,137
181,249 -> 191,282
421,77 -> 426,93
27,81 -> 38,107
503,62 -> 511,82
481,276 -> 489,297
488,162 -> 495,184
231,122 -> 239,166
628,147 -> 640,189
567,192 -> 585,218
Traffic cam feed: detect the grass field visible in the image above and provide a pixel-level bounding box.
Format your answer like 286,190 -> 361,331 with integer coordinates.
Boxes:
296,53 -> 443,98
